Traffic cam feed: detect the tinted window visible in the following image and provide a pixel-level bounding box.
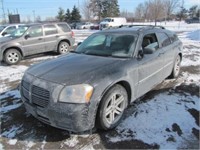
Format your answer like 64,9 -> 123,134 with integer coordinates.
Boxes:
169,34 -> 178,43
44,25 -> 58,35
57,23 -> 70,32
26,26 -> 43,38
157,32 -> 171,47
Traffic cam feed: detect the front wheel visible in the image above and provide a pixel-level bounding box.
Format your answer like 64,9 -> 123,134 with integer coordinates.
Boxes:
170,55 -> 181,78
96,84 -> 128,130
4,49 -> 21,65
58,41 -> 70,54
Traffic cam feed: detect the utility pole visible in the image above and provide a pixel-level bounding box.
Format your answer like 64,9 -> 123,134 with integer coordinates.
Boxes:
1,0 -> 6,23
33,10 -> 35,22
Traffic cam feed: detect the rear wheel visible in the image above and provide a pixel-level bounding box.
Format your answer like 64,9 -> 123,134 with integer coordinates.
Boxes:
4,49 -> 21,65
58,41 -> 70,54
97,84 -> 128,130
170,55 -> 181,78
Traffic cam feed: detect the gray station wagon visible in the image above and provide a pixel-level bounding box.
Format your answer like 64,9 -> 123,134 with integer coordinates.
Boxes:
20,26 -> 182,132
0,22 -> 75,65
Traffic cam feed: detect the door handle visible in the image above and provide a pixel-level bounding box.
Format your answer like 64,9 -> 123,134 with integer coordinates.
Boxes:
55,35 -> 60,38
159,52 -> 165,56
38,38 -> 43,40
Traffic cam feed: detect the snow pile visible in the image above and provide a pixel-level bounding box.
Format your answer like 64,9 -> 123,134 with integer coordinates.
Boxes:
187,30 -> 200,41
107,92 -> 200,149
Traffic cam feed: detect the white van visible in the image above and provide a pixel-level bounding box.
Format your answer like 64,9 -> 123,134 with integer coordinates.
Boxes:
100,17 -> 127,30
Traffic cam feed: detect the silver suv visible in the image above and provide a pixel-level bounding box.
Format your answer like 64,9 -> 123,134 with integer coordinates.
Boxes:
0,22 -> 75,65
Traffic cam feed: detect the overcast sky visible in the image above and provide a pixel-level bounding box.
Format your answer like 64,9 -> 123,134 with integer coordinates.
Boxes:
2,0 -> 199,21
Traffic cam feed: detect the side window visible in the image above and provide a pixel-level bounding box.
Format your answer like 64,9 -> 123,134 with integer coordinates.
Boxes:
57,24 -> 70,32
157,32 -> 171,47
26,26 -> 43,38
169,34 -> 178,43
4,26 -> 16,34
44,25 -> 58,35
142,33 -> 159,52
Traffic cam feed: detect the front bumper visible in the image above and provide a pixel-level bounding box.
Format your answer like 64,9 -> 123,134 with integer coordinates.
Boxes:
22,98 -> 91,132
20,73 -> 95,133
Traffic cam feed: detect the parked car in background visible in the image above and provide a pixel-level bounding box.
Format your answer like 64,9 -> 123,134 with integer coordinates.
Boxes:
185,18 -> 200,24
76,22 -> 94,29
0,22 -> 75,65
90,23 -> 100,30
20,25 -> 182,133
70,22 -> 80,29
0,24 -> 25,37
100,17 -> 127,30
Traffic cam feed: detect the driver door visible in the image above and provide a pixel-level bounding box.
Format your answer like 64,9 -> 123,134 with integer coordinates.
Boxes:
22,25 -> 45,56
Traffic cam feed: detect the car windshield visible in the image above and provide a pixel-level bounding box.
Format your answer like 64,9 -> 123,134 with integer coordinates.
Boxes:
9,25 -> 29,37
0,25 -> 6,32
75,33 -> 137,58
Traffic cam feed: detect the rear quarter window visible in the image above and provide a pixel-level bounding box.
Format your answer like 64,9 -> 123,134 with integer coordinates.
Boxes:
57,23 -> 71,32
44,25 -> 58,35
157,32 -> 171,47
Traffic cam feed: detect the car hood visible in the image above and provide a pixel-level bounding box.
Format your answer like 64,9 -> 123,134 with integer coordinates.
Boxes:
27,53 -> 123,85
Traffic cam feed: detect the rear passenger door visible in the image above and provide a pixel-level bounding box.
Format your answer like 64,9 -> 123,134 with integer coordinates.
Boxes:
156,32 -> 174,78
43,25 -> 59,52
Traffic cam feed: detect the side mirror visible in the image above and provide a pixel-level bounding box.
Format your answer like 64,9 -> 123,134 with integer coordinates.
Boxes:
138,50 -> 144,59
24,34 -> 30,39
143,48 -> 154,54
2,32 -> 7,36
77,42 -> 82,46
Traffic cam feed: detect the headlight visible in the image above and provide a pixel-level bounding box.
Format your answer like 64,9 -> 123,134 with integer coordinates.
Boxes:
59,84 -> 93,103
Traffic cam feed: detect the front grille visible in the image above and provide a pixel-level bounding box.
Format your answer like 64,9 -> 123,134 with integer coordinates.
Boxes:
21,80 -> 50,108
32,95 -> 49,108
22,80 -> 30,90
32,85 -> 50,99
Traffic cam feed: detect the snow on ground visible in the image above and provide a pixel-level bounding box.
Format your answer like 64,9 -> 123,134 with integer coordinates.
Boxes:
0,22 -> 199,149
107,93 -> 199,149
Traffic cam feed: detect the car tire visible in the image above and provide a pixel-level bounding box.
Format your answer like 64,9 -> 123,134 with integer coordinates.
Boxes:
170,55 -> 181,78
4,49 -> 21,65
96,84 -> 128,130
58,41 -> 70,54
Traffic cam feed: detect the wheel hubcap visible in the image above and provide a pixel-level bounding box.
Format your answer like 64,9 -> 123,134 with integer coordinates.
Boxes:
60,43 -> 68,53
104,93 -> 125,125
7,52 -> 19,63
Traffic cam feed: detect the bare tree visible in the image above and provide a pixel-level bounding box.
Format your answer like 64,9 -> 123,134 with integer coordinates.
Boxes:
164,0 -> 180,20
148,0 -> 165,25
82,0 -> 92,21
135,3 -> 144,20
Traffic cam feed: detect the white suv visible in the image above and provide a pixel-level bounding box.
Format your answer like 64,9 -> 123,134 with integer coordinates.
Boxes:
0,24 -> 24,37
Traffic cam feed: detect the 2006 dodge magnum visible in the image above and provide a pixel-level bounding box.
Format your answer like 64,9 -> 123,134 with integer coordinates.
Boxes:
20,26 -> 182,132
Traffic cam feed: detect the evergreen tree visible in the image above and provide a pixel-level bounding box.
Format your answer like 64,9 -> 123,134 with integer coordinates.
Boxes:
71,5 -> 81,22
105,0 -> 120,17
189,5 -> 198,18
89,0 -> 120,20
65,9 -> 71,22
57,7 -> 65,21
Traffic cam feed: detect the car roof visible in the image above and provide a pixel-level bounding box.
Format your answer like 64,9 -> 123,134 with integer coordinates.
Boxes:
100,25 -> 175,35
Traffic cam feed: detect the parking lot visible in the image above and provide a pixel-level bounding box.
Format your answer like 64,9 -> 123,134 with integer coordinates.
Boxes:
0,27 -> 200,149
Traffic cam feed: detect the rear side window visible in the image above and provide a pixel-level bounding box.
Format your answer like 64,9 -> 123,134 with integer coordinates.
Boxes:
44,25 -> 58,35
157,32 -> 171,47
57,23 -> 71,32
169,34 -> 179,43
